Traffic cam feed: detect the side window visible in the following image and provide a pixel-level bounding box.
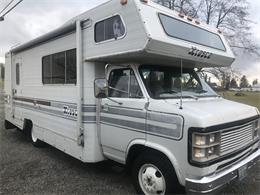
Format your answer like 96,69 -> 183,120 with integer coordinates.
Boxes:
42,49 -> 76,85
95,15 -> 125,43
52,52 -> 65,84
42,56 -> 51,84
108,69 -> 143,98
16,63 -> 20,85
66,49 -> 77,84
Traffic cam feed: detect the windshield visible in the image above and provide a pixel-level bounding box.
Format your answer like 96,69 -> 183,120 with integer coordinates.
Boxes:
139,65 -> 217,99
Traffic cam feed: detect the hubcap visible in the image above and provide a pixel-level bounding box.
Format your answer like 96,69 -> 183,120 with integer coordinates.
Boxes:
138,164 -> 166,195
31,128 -> 37,143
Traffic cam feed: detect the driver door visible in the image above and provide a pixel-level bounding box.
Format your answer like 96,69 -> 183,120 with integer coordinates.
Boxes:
100,66 -> 147,162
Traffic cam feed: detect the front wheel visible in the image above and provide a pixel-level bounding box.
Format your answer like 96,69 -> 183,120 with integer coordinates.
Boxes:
132,151 -> 184,195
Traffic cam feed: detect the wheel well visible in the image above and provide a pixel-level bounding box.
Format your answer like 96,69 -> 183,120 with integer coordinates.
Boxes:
23,119 -> 33,138
126,144 -> 183,188
126,145 -> 175,172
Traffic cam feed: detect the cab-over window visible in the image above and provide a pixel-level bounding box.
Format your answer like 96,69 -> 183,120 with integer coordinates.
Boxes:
95,15 -> 125,43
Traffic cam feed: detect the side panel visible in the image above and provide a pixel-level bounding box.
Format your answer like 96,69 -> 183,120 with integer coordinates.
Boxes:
82,0 -> 148,61
5,33 -> 105,163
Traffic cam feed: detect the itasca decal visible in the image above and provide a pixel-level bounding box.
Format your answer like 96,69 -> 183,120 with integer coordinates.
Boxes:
63,106 -> 77,117
188,47 -> 212,59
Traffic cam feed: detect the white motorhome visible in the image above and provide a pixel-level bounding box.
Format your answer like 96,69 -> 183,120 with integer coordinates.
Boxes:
4,0 -> 260,194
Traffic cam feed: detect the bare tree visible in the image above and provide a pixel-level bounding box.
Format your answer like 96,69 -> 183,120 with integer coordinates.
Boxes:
153,0 -> 198,15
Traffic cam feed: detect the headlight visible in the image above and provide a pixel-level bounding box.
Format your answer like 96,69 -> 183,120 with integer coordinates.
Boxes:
192,132 -> 220,162
194,135 -> 206,145
253,119 -> 260,138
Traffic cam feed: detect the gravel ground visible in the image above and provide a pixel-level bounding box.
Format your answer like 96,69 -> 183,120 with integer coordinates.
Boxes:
0,90 -> 259,194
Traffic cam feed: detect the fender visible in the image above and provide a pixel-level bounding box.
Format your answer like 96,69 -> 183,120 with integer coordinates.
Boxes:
126,139 -> 185,185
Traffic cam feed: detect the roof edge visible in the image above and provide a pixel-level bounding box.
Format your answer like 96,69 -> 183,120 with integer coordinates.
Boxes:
11,21 -> 76,54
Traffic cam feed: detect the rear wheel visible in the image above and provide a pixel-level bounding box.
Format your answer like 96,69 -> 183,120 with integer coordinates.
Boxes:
132,151 -> 184,195
23,119 -> 44,147
30,126 -> 44,147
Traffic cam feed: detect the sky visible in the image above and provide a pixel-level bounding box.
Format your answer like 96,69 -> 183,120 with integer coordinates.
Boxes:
0,0 -> 259,84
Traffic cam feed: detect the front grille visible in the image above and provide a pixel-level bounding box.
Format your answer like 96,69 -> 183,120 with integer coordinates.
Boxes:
220,123 -> 254,155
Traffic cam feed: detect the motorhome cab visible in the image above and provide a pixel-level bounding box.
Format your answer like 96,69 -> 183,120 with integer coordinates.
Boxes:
4,0 -> 260,194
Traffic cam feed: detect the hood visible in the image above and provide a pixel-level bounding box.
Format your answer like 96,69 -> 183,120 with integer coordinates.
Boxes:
148,97 -> 259,128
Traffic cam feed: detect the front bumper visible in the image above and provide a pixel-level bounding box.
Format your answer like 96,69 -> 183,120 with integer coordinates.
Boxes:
185,148 -> 260,193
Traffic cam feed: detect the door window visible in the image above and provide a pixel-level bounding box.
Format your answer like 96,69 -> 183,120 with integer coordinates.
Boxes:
16,63 -> 20,85
108,69 -> 143,98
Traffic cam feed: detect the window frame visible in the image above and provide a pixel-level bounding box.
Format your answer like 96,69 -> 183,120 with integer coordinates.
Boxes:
108,68 -> 144,99
42,48 -> 77,85
158,13 -> 226,51
94,14 -> 127,44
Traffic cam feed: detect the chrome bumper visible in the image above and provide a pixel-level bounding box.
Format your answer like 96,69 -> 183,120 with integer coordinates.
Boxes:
186,149 -> 260,194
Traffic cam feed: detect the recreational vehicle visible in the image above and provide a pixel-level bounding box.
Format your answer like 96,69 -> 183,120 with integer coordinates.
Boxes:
4,0 -> 260,194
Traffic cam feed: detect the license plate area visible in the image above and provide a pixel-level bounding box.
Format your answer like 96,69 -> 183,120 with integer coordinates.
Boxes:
238,164 -> 248,181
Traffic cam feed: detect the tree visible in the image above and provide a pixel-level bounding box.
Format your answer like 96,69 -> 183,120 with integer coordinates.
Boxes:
252,79 -> 258,86
201,67 -> 240,89
153,0 -> 197,15
230,78 -> 238,88
240,75 -> 249,88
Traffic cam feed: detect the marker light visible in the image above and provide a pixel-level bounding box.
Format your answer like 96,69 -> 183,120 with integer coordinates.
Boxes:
195,20 -> 200,25
120,0 -> 127,5
178,13 -> 185,18
187,16 -> 193,21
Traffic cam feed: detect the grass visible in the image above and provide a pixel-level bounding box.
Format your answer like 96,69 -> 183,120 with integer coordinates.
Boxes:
218,91 -> 260,110
0,80 -> 3,90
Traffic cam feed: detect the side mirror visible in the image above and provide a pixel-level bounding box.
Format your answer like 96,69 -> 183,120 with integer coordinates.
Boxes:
94,78 -> 108,99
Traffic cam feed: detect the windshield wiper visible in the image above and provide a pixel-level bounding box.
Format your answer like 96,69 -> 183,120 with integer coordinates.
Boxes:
183,95 -> 198,100
159,90 -> 178,95
164,90 -> 178,94
195,89 -> 208,94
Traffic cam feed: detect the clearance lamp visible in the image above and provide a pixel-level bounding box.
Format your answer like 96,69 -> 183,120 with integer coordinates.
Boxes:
120,0 -> 127,5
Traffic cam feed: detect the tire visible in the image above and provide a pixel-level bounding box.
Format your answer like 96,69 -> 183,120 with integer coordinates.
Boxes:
132,151 -> 184,195
30,127 -> 45,147
23,119 -> 45,147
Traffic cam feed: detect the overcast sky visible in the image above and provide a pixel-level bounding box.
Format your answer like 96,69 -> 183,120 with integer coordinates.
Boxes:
0,0 -> 259,83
